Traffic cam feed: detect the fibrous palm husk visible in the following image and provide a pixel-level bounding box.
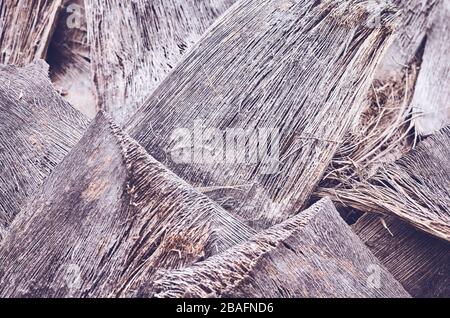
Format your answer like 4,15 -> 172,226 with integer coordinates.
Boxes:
320,64 -> 418,185
150,198 -> 410,298
47,0 -> 96,118
376,0 -> 450,135
84,0 -> 237,125
126,0 -> 400,229
410,0 -> 450,135
0,61 -> 89,240
0,112 -> 255,297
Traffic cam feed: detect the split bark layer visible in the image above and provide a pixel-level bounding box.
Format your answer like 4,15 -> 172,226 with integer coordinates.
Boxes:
318,125 -> 450,242
377,0 -> 450,135
0,112 -> 255,297
84,0 -> 237,125
0,61 -> 89,240
126,0 -> 399,229
353,214 -> 450,298
0,0 -> 62,65
377,0 -> 438,78
152,198 -> 410,298
410,0 -> 450,135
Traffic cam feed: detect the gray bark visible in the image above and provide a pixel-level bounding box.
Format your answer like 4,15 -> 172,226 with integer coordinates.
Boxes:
151,198 -> 410,298
0,61 -> 89,240
0,112 -> 255,297
353,214 -> 450,298
126,0 -> 399,229
84,0 -> 237,125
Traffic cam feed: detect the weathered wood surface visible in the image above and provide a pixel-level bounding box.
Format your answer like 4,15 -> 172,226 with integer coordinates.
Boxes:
410,0 -> 450,135
374,0 -> 449,135
0,0 -> 62,65
151,198 -> 410,298
353,214 -> 450,298
376,0 -> 439,79
126,0 -> 399,229
0,112 -> 255,297
318,125 -> 450,242
84,0 -> 237,125
48,0 -> 96,118
0,61 -> 89,241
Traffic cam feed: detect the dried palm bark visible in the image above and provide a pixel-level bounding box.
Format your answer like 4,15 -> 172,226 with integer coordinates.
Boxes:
353,214 -> 450,298
0,61 -> 89,241
376,0 -> 449,135
318,125 -> 450,242
84,0 -> 237,125
0,0 -> 62,65
151,198 -> 410,298
320,64 -> 418,187
410,0 -> 450,135
47,0 -> 96,118
0,112 -> 255,298
376,0 -> 438,78
126,0 -> 399,229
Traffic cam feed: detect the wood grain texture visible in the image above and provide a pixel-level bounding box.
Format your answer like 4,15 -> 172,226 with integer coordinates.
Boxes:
126,0 -> 399,229
410,0 -> 450,135
84,0 -> 237,125
48,0 -> 96,118
151,198 -> 410,298
353,213 -> 450,298
0,0 -> 62,65
318,125 -> 450,242
376,0 -> 438,79
0,112 -> 255,297
0,60 -> 89,241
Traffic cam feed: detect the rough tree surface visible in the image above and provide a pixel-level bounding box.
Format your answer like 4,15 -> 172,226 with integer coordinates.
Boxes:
151,198 -> 410,298
375,0 -> 449,135
126,0 -> 399,229
0,112 -> 255,297
376,0 -> 438,78
318,126 -> 450,242
0,60 -> 89,240
84,0 -> 237,125
0,0 -> 62,65
353,214 -> 450,298
410,0 -> 450,135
